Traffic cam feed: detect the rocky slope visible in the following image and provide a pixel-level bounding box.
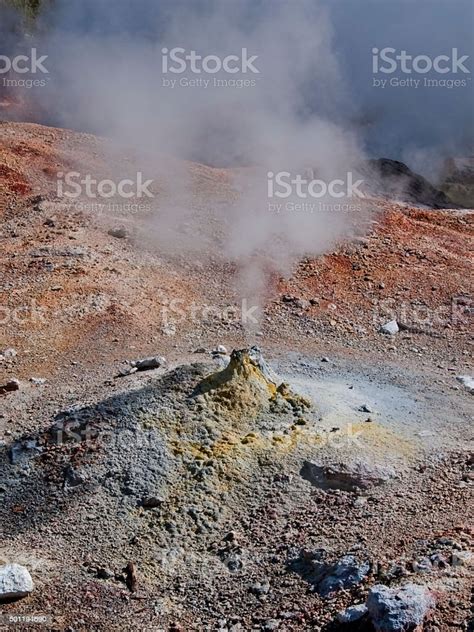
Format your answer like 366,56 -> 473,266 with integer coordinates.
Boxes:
0,121 -> 473,631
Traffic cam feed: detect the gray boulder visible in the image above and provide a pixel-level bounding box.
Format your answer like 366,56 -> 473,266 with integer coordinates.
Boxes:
0,564 -> 34,601
367,583 -> 434,632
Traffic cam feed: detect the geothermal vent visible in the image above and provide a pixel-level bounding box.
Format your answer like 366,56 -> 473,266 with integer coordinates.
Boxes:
195,347 -> 312,418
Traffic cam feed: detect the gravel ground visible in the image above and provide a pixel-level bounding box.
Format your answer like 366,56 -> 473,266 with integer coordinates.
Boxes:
0,122 -> 472,630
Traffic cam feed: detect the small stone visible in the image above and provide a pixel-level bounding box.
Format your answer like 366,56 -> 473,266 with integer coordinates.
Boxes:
250,579 -> 270,596
451,550 -> 473,567
321,357 -> 330,363
337,604 -> 368,624
430,553 -> 448,569
64,466 -> 85,487
456,375 -> 474,394
358,403 -> 373,413
294,299 -> 310,310
30,377 -> 46,385
436,536 -> 455,545
301,461 -> 396,491
379,320 -> 399,335
291,551 -> 369,597
2,348 -> 17,358
131,356 -> 165,371
162,323 -> 176,336
0,564 -> 34,601
0,379 -> 20,393
117,366 -> 138,377
108,226 -> 128,239
411,557 -> 432,573
142,496 -> 163,509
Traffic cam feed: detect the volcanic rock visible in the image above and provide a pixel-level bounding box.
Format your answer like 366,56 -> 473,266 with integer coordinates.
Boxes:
300,460 -> 395,491
0,564 -> 34,601
361,158 -> 455,209
337,604 -> 368,624
379,320 -> 399,335
0,379 -> 20,394
290,551 -> 369,597
131,356 -> 166,371
456,375 -> 474,394
367,583 -> 435,632
108,226 -> 128,239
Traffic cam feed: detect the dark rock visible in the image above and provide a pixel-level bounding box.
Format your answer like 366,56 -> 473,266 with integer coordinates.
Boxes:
300,460 -> 395,491
142,496 -> 163,509
131,356 -> 166,371
0,379 -> 20,394
64,465 -> 85,488
289,551 -> 369,597
361,159 -> 456,209
108,226 -> 128,239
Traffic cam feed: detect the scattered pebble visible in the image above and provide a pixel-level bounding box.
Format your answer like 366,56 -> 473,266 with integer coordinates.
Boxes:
108,226 -> 128,239
337,603 -> 368,624
30,377 -> 46,385
456,375 -> 474,394
379,320 -> 399,335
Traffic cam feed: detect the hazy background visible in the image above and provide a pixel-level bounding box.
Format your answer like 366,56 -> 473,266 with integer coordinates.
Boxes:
1,0 -> 473,316
1,0 -> 473,176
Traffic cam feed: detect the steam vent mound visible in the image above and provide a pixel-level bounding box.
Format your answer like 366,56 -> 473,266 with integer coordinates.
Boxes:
195,347 -> 312,419
2,347 -> 314,565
